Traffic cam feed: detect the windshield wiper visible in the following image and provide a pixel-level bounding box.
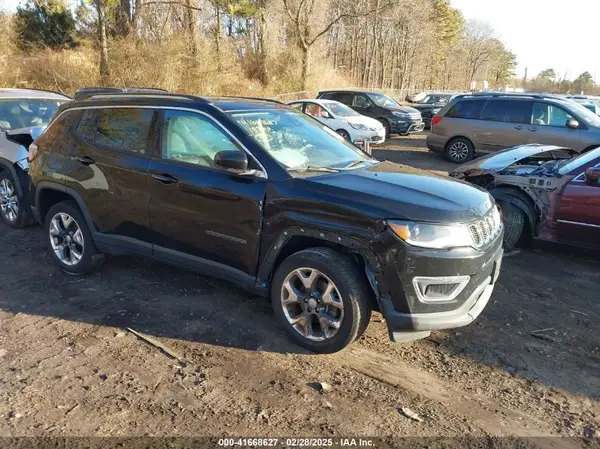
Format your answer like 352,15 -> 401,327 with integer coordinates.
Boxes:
287,166 -> 340,173
338,159 -> 370,170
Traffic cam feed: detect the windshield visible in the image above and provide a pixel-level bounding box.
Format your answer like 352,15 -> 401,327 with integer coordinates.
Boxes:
558,147 -> 600,175
423,94 -> 452,105
327,102 -> 360,118
367,93 -> 400,108
565,100 -> 600,127
0,99 -> 66,130
229,109 -> 372,171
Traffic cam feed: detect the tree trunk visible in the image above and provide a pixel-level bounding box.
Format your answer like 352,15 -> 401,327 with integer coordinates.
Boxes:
184,0 -> 197,55
301,45 -> 310,91
96,0 -> 110,84
257,3 -> 268,85
116,0 -> 132,37
215,5 -> 222,70
132,0 -> 141,37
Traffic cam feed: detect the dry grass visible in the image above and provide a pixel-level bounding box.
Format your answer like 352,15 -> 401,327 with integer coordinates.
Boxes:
0,34 -> 351,99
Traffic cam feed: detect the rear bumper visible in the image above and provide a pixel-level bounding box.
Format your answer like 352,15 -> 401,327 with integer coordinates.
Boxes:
372,229 -> 504,342
426,133 -> 447,154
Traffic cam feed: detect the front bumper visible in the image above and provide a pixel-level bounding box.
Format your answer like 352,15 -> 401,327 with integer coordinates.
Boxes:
356,129 -> 386,145
372,229 -> 504,342
390,118 -> 424,134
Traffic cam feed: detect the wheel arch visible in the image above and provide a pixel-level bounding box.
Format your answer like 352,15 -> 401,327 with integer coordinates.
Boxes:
489,185 -> 538,236
35,182 -> 96,232
444,135 -> 475,151
257,228 -> 382,312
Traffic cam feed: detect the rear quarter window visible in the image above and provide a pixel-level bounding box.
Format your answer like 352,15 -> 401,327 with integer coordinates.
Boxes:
445,99 -> 486,119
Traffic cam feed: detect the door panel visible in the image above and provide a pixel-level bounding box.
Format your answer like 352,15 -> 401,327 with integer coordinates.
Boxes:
476,99 -> 532,152
555,180 -> 600,248
64,108 -> 154,245
148,110 -> 267,276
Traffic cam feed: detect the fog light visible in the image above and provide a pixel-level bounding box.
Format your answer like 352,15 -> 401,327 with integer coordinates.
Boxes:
412,276 -> 470,303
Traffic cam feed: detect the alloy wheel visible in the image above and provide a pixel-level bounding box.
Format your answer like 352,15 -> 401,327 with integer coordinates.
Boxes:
280,268 -> 344,341
49,213 -> 85,266
0,178 -> 19,223
449,142 -> 469,161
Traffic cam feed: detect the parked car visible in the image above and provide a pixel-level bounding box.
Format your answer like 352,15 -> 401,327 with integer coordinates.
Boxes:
27,92 -> 503,353
288,99 -> 386,146
449,144 -> 600,250
0,88 -> 70,227
405,92 -> 429,103
317,89 -> 423,137
427,92 -> 600,163
409,93 -> 456,128
566,96 -> 600,116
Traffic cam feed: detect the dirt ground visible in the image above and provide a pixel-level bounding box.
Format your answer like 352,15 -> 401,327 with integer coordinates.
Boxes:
0,134 -> 599,446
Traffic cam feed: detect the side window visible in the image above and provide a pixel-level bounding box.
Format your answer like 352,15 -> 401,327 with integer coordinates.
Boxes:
305,103 -> 325,118
445,100 -> 485,119
94,108 -> 154,154
532,103 -> 574,127
352,95 -> 371,108
480,100 -> 531,123
161,110 -> 245,169
335,94 -> 352,105
75,109 -> 100,141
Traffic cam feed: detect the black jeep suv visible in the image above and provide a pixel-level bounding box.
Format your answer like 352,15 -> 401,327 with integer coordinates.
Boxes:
317,89 -> 424,137
28,92 -> 503,353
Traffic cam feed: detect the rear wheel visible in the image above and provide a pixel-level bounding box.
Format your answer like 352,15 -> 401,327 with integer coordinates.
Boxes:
498,201 -> 525,251
271,247 -> 372,353
0,171 -> 32,229
445,137 -> 474,163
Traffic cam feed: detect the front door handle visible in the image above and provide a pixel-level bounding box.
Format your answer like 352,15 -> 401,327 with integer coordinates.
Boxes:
528,127 -> 538,132
151,173 -> 179,184
514,126 -> 524,131
75,155 -> 95,165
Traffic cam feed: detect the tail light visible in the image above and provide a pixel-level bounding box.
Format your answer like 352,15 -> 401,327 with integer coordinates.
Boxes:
431,115 -> 442,127
28,143 -> 38,162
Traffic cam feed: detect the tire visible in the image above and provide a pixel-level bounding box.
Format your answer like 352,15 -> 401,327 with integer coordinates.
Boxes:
445,137 -> 475,163
336,129 -> 351,141
271,247 -> 372,353
498,201 -> 525,251
378,119 -> 391,138
0,170 -> 32,229
44,200 -> 103,275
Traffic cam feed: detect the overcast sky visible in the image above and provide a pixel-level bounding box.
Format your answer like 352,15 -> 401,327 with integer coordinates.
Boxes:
451,0 -> 599,82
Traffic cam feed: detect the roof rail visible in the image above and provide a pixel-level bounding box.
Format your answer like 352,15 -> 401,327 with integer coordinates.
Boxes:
454,92 -> 567,101
73,87 -> 169,100
216,95 -> 286,105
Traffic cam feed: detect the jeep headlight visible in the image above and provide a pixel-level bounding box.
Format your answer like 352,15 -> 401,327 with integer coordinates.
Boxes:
388,220 -> 473,249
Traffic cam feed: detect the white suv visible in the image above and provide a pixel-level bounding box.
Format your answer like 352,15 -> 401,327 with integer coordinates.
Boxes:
288,99 -> 386,146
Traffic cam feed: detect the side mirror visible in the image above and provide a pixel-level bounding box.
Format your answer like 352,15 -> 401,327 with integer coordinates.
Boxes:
584,167 -> 600,186
214,150 -> 248,173
566,118 -> 580,129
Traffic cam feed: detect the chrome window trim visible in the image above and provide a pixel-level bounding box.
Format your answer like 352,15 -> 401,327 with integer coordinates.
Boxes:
557,219 -> 600,229
47,105 -> 269,178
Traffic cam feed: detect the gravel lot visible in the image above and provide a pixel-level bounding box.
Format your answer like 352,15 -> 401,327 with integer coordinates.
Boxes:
0,133 -> 598,444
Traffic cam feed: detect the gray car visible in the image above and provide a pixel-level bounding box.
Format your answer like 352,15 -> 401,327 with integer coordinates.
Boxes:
427,93 -> 600,163
0,89 -> 70,227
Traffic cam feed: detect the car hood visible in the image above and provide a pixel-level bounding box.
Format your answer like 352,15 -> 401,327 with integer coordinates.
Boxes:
449,144 -> 579,175
388,105 -> 421,114
307,161 -> 493,223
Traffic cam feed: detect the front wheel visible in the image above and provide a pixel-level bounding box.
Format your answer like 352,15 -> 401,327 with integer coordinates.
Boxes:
45,201 -> 103,275
271,247 -> 372,353
378,119 -> 391,138
336,129 -> 351,141
498,201 -> 525,251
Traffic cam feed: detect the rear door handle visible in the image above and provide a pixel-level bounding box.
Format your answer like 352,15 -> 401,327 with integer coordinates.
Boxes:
514,126 -> 524,131
151,173 -> 179,184
75,155 -> 95,165
528,127 -> 538,132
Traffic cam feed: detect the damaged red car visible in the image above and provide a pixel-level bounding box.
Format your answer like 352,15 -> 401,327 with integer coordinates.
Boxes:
449,144 -> 600,250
